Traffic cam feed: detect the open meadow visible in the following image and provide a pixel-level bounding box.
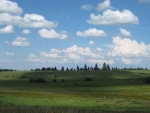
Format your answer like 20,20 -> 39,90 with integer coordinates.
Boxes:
0,70 -> 150,113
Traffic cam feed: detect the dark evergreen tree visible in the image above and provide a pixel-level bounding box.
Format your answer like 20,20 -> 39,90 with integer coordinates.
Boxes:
42,67 -> 46,71
70,68 -> 73,71
94,63 -> 98,70
80,67 -> 83,70
47,67 -> 51,71
66,67 -> 69,71
77,65 -> 79,71
106,64 -> 110,70
84,64 -> 87,70
54,67 -> 57,71
61,66 -> 64,71
102,62 -> 107,70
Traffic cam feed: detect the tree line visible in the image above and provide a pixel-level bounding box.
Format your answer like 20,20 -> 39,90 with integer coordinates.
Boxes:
31,62 -> 149,72
32,63 -> 111,71
0,69 -> 16,71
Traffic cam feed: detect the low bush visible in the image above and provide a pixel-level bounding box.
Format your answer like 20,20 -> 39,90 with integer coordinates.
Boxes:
29,78 -> 34,83
145,77 -> 150,83
61,79 -> 65,82
54,75 -> 57,78
20,75 -> 26,79
35,78 -> 46,83
84,77 -> 92,81
53,79 -> 57,82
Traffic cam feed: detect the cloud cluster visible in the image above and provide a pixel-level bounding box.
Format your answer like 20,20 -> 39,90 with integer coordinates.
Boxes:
0,0 -> 23,15
28,45 -> 114,64
6,52 -> 15,56
6,37 -> 30,46
87,9 -> 139,25
112,36 -> 149,57
0,0 -> 58,28
76,28 -> 107,37
89,40 -> 95,45
81,0 -> 139,25
110,29 -> 150,65
1,0 -> 149,69
0,25 -> 14,34
81,4 -> 93,11
28,28 -> 150,66
119,28 -> 132,38
97,0 -> 113,11
38,29 -> 68,40
22,29 -> 30,34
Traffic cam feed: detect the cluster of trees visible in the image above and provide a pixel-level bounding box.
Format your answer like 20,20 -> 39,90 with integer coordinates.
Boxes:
0,69 -> 16,71
61,63 -> 111,71
121,67 -> 148,70
32,67 -> 58,71
31,62 -> 149,72
32,63 -> 111,71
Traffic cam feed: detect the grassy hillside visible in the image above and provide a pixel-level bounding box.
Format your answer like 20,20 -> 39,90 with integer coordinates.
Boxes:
0,70 -> 150,112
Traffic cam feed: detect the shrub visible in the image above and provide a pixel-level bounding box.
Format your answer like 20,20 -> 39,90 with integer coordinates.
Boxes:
35,78 -> 46,83
29,78 -> 34,83
61,79 -> 65,82
53,79 -> 57,82
145,77 -> 150,83
84,77 -> 92,81
20,75 -> 26,79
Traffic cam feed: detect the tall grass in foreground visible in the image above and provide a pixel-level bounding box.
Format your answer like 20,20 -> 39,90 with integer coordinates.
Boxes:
0,105 -> 149,113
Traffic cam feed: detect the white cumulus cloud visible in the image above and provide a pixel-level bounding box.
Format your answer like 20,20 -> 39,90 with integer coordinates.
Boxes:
27,58 -> 42,63
76,28 -> 107,37
10,36 -> 30,46
29,54 -> 37,58
19,13 -> 58,28
89,40 -> 95,45
119,28 -> 132,38
28,45 -> 113,65
112,36 -> 149,57
122,57 -> 141,65
97,0 -> 113,11
81,4 -> 93,11
0,0 -> 23,15
0,1 -> 58,28
22,29 -> 30,34
38,29 -> 68,40
27,40 -> 150,66
0,25 -> 14,34
87,9 -> 139,25
6,52 -> 15,56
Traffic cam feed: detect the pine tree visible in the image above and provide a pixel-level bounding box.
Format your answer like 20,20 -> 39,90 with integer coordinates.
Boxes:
66,67 -> 69,71
102,62 -> 107,70
54,67 -> 57,71
94,63 -> 98,70
61,66 -> 64,71
84,64 -> 87,70
106,64 -> 110,70
77,65 -> 79,71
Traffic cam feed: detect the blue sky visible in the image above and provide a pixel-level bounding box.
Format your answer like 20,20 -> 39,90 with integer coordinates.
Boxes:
0,0 -> 150,70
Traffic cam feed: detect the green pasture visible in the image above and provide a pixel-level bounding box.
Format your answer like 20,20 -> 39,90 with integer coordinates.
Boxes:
0,70 -> 150,112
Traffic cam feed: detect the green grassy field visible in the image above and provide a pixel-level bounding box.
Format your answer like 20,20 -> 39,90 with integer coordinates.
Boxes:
0,70 -> 150,112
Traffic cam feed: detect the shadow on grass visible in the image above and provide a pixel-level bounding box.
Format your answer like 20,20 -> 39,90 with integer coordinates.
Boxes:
0,70 -> 150,92
0,105 -> 150,113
